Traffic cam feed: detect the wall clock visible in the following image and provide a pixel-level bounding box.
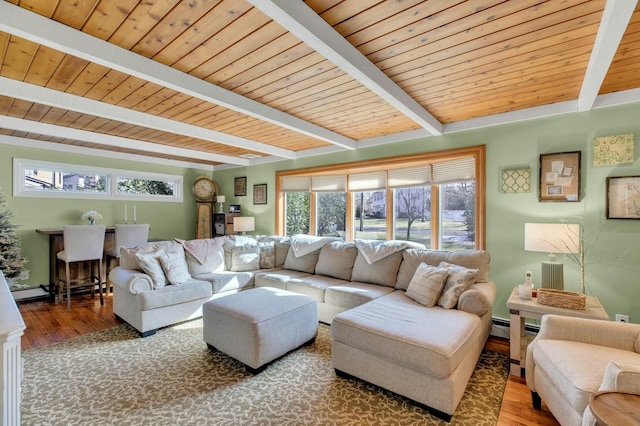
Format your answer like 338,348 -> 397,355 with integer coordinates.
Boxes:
192,176 -> 217,239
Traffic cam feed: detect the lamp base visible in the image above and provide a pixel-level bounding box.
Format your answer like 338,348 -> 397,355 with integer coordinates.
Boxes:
541,261 -> 563,290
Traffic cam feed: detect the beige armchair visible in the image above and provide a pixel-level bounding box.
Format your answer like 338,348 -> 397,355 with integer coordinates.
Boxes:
525,314 -> 640,426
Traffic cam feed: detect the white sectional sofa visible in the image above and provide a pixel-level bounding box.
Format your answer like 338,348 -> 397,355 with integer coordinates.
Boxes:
109,234 -> 496,418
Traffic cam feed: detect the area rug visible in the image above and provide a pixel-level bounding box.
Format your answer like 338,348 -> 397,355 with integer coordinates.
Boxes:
21,320 -> 508,425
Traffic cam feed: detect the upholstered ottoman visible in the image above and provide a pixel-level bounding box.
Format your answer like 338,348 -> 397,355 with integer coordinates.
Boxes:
203,287 -> 318,373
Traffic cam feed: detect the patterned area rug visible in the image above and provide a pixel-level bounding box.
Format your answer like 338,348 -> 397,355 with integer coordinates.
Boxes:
22,320 -> 508,425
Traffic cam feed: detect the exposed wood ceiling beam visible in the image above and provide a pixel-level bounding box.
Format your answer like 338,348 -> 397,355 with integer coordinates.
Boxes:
0,135 -> 215,171
0,77 -> 293,162
0,1 -> 356,150
578,0 -> 637,112
248,0 -> 444,136
0,115 -> 249,166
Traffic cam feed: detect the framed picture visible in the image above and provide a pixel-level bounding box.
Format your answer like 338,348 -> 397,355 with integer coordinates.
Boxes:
253,183 -> 267,205
539,151 -> 581,202
234,176 -> 247,196
606,176 -> 640,219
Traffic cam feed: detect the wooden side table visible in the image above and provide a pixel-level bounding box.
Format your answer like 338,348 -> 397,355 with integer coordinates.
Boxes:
506,287 -> 608,376
589,391 -> 640,426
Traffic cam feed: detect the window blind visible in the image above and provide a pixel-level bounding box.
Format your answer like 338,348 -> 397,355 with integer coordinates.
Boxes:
280,176 -> 310,192
311,175 -> 346,192
432,157 -> 475,184
388,165 -> 431,188
347,171 -> 387,191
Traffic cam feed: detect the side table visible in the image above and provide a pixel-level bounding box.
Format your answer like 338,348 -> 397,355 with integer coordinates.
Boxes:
506,287 -> 608,376
589,391 -> 640,426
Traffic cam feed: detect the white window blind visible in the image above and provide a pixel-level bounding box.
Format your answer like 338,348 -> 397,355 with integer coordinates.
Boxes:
388,165 -> 432,188
348,171 -> 387,191
311,175 -> 346,192
281,176 -> 310,192
432,157 -> 475,184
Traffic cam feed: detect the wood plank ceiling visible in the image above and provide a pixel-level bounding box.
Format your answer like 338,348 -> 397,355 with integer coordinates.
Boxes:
0,0 -> 638,168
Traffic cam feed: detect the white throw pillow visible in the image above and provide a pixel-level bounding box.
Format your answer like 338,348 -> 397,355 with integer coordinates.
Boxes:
231,244 -> 261,272
406,263 -> 449,307
258,241 -> 276,269
437,261 -> 479,309
159,251 -> 191,284
135,249 -> 167,289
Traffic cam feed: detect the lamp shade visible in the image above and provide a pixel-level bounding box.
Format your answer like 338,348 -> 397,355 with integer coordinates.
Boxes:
217,195 -> 225,203
524,223 -> 580,254
233,216 -> 255,233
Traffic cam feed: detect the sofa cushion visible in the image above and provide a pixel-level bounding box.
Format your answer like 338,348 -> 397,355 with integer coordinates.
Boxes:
254,269 -> 312,290
135,278 -> 212,311
331,291 -> 481,379
533,340 -> 640,415
231,244 -> 261,272
406,263 -> 449,307
325,282 -> 395,310
180,238 -> 226,276
437,262 -> 479,309
258,241 -> 276,269
314,241 -> 357,280
135,249 -> 167,288
256,235 -> 290,268
283,247 -> 320,274
350,250 -> 403,287
159,251 -> 191,284
120,241 -> 184,271
193,271 -> 254,294
287,275 -> 348,302
396,249 -> 490,290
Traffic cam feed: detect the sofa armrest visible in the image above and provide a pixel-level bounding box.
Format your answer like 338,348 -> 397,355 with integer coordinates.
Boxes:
109,267 -> 154,294
535,314 -> 640,352
457,280 -> 496,316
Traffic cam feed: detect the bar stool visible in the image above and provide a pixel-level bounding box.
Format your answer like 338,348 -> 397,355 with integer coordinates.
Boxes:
57,225 -> 106,311
104,224 -> 150,294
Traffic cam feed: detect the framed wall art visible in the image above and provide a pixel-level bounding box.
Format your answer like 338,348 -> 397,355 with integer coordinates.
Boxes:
234,176 -> 247,196
253,183 -> 267,205
539,151 -> 581,202
500,167 -> 531,193
593,133 -> 634,166
606,176 -> 640,219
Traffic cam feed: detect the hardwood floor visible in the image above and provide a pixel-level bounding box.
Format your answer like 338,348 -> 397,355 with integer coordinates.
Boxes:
18,295 -> 559,425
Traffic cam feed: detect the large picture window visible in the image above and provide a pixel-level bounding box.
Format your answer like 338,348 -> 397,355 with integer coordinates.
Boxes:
13,159 -> 183,202
276,146 -> 485,250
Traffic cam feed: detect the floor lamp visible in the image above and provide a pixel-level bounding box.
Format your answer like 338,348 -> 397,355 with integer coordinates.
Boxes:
524,223 -> 580,290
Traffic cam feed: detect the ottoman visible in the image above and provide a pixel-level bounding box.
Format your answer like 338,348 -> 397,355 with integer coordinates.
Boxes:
203,287 -> 318,373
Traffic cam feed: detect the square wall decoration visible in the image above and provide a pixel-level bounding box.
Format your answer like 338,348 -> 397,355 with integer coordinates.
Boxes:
500,167 -> 531,193
593,133 -> 634,166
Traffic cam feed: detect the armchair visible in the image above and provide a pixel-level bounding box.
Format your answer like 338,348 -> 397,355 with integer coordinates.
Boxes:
525,314 -> 640,426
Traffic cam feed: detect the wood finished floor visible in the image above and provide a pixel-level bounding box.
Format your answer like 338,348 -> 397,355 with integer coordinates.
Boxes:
18,294 -> 559,425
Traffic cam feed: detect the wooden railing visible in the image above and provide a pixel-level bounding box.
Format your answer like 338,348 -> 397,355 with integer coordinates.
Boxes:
0,271 -> 25,426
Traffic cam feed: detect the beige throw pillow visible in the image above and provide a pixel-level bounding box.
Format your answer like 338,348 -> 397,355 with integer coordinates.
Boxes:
258,242 -> 276,269
135,249 -> 167,289
437,261 -> 479,309
231,244 -> 260,272
406,263 -> 449,307
159,251 -> 191,284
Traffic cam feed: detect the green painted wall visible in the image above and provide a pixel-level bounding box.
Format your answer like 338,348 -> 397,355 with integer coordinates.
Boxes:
0,143 -> 211,290
213,102 -> 640,323
2,102 -> 639,323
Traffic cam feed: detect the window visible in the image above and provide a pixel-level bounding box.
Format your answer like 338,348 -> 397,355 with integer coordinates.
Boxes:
14,159 -> 183,202
284,192 -> 310,236
276,145 -> 485,250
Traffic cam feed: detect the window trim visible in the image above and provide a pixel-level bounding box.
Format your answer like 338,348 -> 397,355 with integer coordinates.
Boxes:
276,145 -> 485,249
13,158 -> 183,202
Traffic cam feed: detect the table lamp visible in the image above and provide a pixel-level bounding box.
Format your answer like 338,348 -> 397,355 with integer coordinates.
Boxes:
233,216 -> 255,235
217,195 -> 225,213
524,223 -> 580,290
